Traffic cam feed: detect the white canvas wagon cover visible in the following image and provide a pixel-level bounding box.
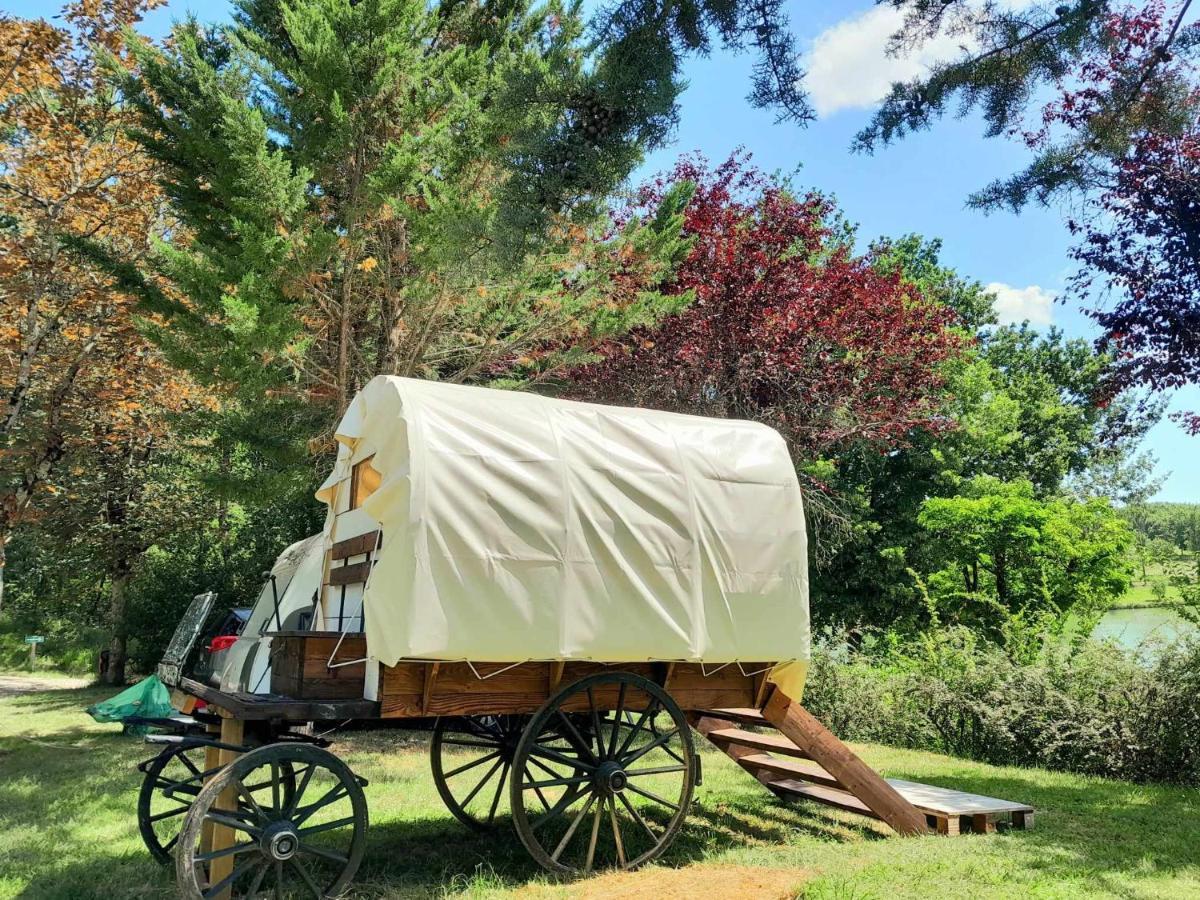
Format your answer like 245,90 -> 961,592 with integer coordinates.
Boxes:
317,376 -> 810,696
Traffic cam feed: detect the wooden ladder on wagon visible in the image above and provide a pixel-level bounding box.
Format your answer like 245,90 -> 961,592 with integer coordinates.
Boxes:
693,692 -> 1034,836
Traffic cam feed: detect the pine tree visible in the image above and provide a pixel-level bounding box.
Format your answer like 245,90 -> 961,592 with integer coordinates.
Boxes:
108,0 -> 699,483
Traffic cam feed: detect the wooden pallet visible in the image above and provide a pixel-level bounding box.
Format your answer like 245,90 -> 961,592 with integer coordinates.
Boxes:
694,700 -> 1034,836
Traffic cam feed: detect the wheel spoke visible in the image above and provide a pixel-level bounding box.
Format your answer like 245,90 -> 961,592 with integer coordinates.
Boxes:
443,749 -> 501,779
274,860 -> 284,900
194,839 -> 258,864
608,796 -> 627,868
236,778 -> 268,823
178,751 -> 204,779
284,765 -> 315,818
293,782 -> 349,827
556,711 -> 598,764
201,856 -> 258,899
487,762 -> 510,824
608,683 -> 627,758
297,815 -> 357,838
528,743 -> 595,772
522,773 -> 593,790
621,727 -> 679,767
624,764 -> 687,778
204,810 -> 263,838
624,781 -> 680,812
459,756 -> 504,808
299,841 -> 349,865
550,792 -> 596,862
526,754 -> 570,782
271,761 -> 281,813
532,785 -> 590,833
245,861 -> 268,897
617,790 -> 659,844
615,700 -> 660,760
289,856 -> 324,900
587,687 -> 604,759
148,804 -> 190,823
584,801 -> 603,872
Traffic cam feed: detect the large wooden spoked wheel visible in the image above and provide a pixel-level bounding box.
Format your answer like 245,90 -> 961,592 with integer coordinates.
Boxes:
175,743 -> 368,899
510,672 -> 696,874
138,742 -> 297,866
430,715 -> 530,831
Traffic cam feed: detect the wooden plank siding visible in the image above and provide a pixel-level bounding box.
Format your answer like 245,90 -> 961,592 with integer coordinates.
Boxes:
378,659 -> 770,717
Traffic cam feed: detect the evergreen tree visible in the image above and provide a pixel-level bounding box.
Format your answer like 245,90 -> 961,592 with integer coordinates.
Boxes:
108,0 -> 701,486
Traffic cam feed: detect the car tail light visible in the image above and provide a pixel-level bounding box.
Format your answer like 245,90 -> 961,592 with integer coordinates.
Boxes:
208,635 -> 238,653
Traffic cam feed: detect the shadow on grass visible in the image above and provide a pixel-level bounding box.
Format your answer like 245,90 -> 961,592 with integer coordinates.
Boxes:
4,713 -> 1199,898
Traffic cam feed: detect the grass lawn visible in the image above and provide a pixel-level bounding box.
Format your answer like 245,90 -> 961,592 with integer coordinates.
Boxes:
1111,558 -> 1193,609
2,678 -> 1199,899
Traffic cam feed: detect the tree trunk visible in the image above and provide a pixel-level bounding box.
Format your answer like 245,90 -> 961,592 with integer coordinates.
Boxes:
994,549 -> 1009,609
104,564 -> 132,686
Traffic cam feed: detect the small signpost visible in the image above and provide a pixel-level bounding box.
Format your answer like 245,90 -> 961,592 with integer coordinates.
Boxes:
24,635 -> 44,669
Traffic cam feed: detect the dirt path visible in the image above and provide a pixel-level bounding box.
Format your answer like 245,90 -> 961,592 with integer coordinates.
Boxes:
0,673 -> 91,697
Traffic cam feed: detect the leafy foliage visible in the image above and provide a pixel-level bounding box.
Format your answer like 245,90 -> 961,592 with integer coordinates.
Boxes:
917,476 -> 1133,634
805,628 -> 1200,785
566,155 -> 968,557
856,1 -> 1200,419
109,0 -> 698,487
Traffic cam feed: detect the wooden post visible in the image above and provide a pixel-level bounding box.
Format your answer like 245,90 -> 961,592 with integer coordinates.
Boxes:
200,721 -> 222,855
422,662 -> 440,714
207,716 -> 245,899
763,690 -> 929,836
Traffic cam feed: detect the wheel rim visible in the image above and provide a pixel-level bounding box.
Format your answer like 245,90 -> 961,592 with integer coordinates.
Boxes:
510,672 -> 695,874
138,743 -> 212,864
431,715 -> 529,831
175,744 -> 368,900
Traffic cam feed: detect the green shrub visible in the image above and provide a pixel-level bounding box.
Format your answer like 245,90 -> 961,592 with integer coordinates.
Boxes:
804,628 -> 1200,785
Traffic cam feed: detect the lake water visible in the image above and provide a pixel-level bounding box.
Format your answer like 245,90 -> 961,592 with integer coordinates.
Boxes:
1092,606 -> 1196,653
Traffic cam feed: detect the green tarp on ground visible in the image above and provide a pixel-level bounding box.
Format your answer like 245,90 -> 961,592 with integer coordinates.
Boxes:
86,675 -> 174,733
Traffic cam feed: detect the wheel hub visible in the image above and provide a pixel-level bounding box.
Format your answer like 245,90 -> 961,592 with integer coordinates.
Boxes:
261,821 -> 299,861
595,760 -> 627,795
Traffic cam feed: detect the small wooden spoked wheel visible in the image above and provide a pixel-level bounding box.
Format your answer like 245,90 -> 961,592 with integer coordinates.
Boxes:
138,741 -> 213,864
175,743 -> 368,899
509,672 -> 696,874
431,715 -> 529,831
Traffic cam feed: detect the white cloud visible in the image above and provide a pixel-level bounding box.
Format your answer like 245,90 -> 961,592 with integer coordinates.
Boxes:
802,2 -> 1037,118
986,282 -> 1055,326
803,6 -> 970,117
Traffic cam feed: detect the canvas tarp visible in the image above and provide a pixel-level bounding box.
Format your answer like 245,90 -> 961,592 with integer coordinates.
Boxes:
317,377 -> 810,697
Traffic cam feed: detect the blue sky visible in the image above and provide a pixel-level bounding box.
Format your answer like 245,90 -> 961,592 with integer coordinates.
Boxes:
8,0 -> 1195,501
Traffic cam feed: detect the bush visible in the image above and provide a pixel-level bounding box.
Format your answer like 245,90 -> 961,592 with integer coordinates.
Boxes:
0,628 -> 97,676
803,627 -> 1200,785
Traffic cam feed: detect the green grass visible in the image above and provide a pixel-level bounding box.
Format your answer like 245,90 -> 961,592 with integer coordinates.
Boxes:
1111,559 -> 1190,609
2,678 -> 1199,899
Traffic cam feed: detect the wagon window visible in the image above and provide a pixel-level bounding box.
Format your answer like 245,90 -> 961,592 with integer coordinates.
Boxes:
350,456 -> 381,509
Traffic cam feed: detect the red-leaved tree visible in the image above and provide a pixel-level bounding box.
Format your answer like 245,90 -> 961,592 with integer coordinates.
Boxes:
567,155 -> 968,543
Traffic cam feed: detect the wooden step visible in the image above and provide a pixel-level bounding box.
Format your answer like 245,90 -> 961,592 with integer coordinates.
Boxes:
705,727 -> 811,759
769,779 -> 881,818
698,707 -> 766,726
738,753 -> 841,788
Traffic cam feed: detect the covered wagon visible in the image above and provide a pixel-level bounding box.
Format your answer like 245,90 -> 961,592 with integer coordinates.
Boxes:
134,377 -> 1025,900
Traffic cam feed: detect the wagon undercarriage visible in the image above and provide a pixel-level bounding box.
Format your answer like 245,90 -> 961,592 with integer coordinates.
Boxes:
135,653 -> 1032,900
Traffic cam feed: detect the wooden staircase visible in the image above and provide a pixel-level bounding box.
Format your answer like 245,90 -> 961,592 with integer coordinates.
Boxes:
693,693 -> 1034,836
